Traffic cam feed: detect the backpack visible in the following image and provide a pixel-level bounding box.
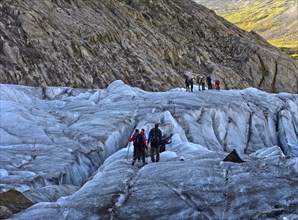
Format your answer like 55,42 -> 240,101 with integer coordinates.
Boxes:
151,129 -> 160,145
135,134 -> 144,147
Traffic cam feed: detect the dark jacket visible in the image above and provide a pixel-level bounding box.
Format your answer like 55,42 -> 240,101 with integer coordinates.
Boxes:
135,132 -> 147,148
148,128 -> 162,145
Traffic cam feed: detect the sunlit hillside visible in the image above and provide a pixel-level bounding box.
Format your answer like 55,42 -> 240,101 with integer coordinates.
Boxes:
195,0 -> 298,58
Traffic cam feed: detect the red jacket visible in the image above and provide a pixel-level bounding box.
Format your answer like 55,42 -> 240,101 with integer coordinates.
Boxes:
131,132 -> 147,148
129,131 -> 139,142
140,133 -> 148,148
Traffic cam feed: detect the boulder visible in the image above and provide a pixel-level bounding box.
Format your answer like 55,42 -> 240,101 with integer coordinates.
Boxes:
0,190 -> 34,215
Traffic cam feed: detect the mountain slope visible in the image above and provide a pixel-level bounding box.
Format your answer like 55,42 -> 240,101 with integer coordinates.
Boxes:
0,0 -> 297,93
194,0 -> 298,58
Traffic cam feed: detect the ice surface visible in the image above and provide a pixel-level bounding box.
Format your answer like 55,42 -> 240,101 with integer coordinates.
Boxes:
0,81 -> 297,219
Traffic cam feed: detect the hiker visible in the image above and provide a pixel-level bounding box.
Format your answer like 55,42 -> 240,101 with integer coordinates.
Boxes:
141,128 -> 147,160
201,76 -> 205,90
207,75 -> 212,89
131,129 -> 147,165
141,128 -> 147,140
148,123 -> 162,162
129,129 -> 139,163
215,79 -> 220,90
160,134 -> 172,153
196,75 -> 201,91
189,76 -> 194,92
185,76 -> 190,92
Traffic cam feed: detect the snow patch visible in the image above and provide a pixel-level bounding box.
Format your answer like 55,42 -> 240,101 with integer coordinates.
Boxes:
0,169 -> 9,178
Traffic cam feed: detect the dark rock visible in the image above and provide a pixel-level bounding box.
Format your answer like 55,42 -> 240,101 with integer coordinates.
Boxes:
258,208 -> 285,218
0,190 -> 34,214
223,149 -> 245,163
0,206 -> 13,219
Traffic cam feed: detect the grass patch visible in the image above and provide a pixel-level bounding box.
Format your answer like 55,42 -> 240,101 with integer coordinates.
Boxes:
218,0 -> 293,31
269,39 -> 298,59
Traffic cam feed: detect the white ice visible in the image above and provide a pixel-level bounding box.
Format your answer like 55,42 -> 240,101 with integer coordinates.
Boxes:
0,80 -> 297,219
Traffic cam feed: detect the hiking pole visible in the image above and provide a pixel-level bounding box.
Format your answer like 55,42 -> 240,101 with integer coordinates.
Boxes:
126,142 -> 131,161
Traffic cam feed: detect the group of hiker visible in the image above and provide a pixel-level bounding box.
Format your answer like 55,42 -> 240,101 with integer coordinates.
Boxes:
185,75 -> 220,91
129,123 -> 172,166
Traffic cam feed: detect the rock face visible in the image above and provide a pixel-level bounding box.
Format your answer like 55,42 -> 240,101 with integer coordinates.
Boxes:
1,81 -> 298,219
0,0 -> 297,93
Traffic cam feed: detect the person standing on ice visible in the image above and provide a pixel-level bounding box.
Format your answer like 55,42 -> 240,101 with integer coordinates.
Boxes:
129,129 -> 139,165
131,129 -> 147,166
207,75 -> 212,89
201,76 -> 205,90
148,123 -> 162,162
189,76 -> 194,92
215,79 -> 220,90
185,76 -> 190,92
160,134 -> 172,153
132,129 -> 147,165
141,128 -> 148,160
141,128 -> 147,140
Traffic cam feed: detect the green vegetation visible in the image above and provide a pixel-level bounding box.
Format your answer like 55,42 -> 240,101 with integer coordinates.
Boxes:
195,0 -> 298,58
219,0 -> 292,30
270,39 -> 298,58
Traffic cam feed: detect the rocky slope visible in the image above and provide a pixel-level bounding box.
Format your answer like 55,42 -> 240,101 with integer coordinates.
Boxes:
0,0 -> 297,93
195,0 -> 298,58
